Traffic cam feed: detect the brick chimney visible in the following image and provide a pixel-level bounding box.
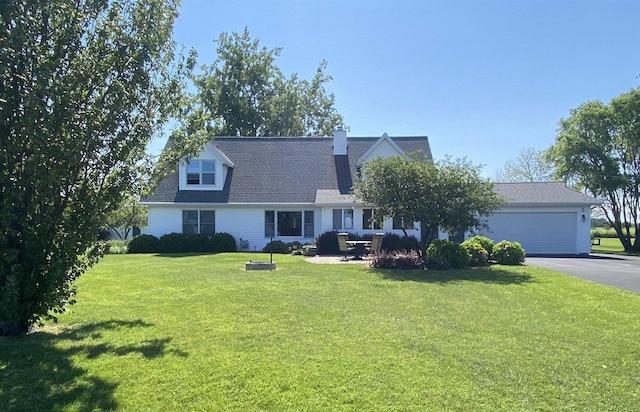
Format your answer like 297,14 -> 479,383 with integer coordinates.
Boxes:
333,126 -> 347,155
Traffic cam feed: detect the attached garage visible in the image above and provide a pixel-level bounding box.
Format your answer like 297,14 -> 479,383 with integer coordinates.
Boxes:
474,183 -> 601,255
481,211 -> 578,255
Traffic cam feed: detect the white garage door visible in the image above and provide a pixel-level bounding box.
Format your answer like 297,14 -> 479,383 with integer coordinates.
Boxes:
480,212 -> 577,255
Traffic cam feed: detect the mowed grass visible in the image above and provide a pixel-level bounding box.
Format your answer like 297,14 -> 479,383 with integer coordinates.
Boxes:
592,237 -> 640,256
1,253 -> 639,411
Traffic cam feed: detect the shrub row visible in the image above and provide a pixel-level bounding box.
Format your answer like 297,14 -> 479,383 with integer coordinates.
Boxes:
369,235 -> 524,270
425,236 -> 525,269
127,233 -> 236,254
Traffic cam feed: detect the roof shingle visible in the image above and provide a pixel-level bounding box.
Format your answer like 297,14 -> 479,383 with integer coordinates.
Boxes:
143,135 -> 432,204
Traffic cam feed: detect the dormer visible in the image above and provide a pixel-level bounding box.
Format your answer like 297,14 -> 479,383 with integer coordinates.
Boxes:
178,142 -> 235,191
358,133 -> 405,163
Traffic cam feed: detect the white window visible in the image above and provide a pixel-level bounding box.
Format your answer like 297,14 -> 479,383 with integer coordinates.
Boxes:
182,210 -> 215,234
186,160 -> 215,185
265,210 -> 315,238
332,209 -> 353,231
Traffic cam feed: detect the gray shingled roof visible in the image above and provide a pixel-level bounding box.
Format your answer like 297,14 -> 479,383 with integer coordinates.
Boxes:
143,136 -> 432,204
494,182 -> 600,205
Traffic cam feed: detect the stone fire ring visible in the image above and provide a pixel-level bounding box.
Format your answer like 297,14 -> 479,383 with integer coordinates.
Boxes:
245,261 -> 276,271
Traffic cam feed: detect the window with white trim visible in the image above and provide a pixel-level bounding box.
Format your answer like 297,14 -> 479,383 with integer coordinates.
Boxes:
332,209 -> 353,231
265,210 -> 314,237
186,160 -> 215,185
182,210 -> 215,234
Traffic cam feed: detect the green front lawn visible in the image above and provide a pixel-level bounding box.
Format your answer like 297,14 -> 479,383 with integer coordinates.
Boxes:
591,237 -> 640,255
2,253 -> 639,411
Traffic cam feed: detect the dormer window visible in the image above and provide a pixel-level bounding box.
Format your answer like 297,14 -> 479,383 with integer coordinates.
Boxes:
186,160 -> 215,185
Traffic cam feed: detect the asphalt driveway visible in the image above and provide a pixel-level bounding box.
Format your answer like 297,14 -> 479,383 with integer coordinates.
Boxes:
526,254 -> 640,294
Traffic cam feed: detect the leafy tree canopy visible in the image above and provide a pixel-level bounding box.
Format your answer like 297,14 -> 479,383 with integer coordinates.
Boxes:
181,27 -> 344,138
355,156 -> 505,252
501,147 -> 556,182
0,0 -> 193,334
546,88 -> 640,252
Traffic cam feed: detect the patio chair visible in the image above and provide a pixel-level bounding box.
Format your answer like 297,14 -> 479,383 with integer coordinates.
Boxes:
337,233 -> 353,261
369,233 -> 384,255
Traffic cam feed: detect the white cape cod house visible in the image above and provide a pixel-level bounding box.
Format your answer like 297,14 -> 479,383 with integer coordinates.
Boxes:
141,129 -> 599,255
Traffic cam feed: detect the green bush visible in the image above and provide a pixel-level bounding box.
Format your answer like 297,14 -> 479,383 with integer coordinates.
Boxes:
262,240 -> 289,254
468,235 -> 495,258
492,240 -> 526,265
426,239 -> 470,270
159,233 -> 195,253
380,233 -> 420,253
210,233 -> 237,253
369,250 -> 422,269
461,239 -> 489,266
127,234 -> 160,253
316,231 -> 340,255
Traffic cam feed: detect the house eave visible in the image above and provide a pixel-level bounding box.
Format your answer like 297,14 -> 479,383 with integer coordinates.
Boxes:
504,201 -> 603,207
140,201 -> 318,207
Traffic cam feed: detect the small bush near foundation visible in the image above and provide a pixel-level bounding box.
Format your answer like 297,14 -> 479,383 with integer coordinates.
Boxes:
461,239 -> 489,266
380,233 -> 420,253
492,240 -> 526,265
316,231 -> 340,255
128,234 -> 160,253
426,239 -> 470,270
210,233 -> 237,253
370,250 -> 422,269
262,240 -> 289,254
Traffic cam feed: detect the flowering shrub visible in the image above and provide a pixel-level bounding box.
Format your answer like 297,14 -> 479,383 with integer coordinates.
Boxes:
425,239 -> 470,270
468,235 -> 495,259
461,239 -> 489,266
492,240 -> 526,265
369,250 -> 422,269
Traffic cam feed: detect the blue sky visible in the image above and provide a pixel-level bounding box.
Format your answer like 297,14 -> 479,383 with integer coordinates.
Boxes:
163,0 -> 640,178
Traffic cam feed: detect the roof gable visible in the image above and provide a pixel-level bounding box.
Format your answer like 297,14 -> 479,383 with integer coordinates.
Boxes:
358,133 -> 405,163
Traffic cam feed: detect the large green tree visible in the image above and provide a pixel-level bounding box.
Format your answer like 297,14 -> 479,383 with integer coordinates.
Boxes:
355,156 -> 505,252
0,0 -> 193,334
547,88 -> 640,252
185,27 -> 344,137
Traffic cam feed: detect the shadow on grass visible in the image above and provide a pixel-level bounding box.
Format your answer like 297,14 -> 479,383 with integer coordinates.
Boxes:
0,319 -> 187,411
371,266 -> 533,285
